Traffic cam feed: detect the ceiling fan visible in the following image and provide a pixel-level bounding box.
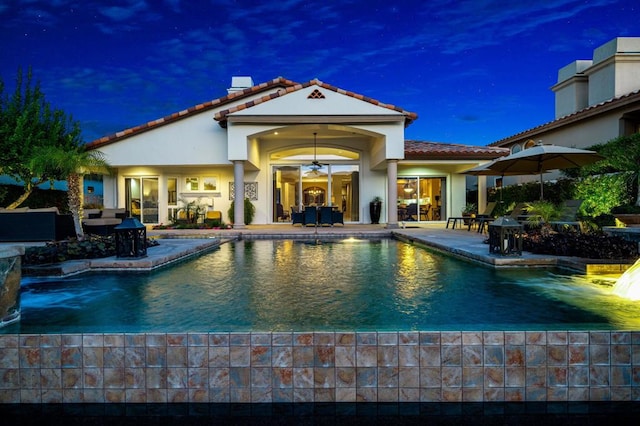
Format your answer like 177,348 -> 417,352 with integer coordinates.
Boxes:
306,132 -> 328,172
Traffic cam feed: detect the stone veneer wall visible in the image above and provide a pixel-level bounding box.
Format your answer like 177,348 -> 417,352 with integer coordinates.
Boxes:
0,331 -> 639,404
0,247 -> 22,328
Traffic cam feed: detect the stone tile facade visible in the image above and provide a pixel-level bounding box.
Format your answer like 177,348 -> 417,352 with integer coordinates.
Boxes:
1,331 -> 639,403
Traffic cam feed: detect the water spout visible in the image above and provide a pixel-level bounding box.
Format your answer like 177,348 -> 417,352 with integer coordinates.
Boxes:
612,258 -> 640,300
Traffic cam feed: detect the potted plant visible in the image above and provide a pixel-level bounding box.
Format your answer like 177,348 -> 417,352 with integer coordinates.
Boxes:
461,202 -> 477,225
370,196 -> 382,224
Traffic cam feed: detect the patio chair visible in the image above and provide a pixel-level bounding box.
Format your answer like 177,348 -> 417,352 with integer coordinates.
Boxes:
549,199 -> 584,232
204,210 -> 222,227
319,206 -> 334,226
406,203 -> 418,221
332,209 -> 344,226
276,203 -> 286,222
303,206 -> 317,226
291,206 -> 303,226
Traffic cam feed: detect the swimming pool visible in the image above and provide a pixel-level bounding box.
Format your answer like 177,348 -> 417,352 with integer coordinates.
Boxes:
6,238 -> 640,334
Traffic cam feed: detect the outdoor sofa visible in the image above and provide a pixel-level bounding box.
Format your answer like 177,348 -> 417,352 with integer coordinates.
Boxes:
82,208 -> 127,235
0,206 -> 75,242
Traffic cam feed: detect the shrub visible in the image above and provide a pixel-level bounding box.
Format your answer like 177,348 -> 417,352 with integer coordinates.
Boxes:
228,198 -> 256,225
23,235 -> 160,265
522,229 -> 638,260
573,172 -> 634,217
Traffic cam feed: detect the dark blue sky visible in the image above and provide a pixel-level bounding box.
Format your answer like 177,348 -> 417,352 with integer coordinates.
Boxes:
1,0 -> 638,145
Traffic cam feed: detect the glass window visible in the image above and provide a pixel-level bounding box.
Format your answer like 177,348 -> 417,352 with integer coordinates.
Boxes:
167,178 -> 177,205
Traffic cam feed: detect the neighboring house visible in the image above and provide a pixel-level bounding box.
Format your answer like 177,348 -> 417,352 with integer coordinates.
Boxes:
86,77 -> 506,227
489,37 -> 640,188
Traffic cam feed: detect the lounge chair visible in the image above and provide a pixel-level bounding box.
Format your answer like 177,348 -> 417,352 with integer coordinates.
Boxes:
468,202 -> 528,233
447,202 -> 496,230
509,202 -> 529,220
469,201 -> 497,233
549,199 -> 584,232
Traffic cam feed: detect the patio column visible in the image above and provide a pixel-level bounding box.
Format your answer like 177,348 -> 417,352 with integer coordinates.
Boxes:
233,160 -> 245,229
477,176 -> 487,213
386,159 -> 399,229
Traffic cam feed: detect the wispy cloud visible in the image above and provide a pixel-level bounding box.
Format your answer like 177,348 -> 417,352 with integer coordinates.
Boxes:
1,0 -> 634,145
99,0 -> 148,21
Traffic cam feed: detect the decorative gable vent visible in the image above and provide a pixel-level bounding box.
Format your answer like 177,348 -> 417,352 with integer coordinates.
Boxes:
308,89 -> 325,99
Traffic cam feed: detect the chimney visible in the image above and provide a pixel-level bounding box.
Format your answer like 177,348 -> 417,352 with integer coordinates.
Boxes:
227,76 -> 254,94
551,60 -> 591,118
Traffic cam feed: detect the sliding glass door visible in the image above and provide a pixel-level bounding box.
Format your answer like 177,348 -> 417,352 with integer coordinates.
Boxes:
272,165 -> 360,223
397,177 -> 445,222
125,177 -> 159,224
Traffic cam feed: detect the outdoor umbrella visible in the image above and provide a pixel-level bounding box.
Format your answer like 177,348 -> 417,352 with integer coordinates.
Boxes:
463,158 -> 520,202
474,144 -> 604,200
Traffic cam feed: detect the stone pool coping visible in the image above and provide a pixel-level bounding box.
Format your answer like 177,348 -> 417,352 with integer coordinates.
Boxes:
16,224 -> 637,276
21,238 -> 227,276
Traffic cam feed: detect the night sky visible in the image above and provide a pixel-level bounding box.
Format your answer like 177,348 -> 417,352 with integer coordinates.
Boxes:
1,0 -> 638,145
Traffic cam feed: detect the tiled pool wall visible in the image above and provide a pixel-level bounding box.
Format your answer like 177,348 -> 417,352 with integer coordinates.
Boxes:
1,330 -> 639,404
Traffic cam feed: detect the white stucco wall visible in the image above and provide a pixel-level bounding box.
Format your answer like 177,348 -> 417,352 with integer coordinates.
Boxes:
588,61 -> 617,106
501,110 -> 623,188
586,37 -> 640,106
90,81 -> 446,225
97,113 -> 229,167
231,85 -> 406,117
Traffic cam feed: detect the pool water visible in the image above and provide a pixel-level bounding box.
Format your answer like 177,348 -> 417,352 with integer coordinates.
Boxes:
6,239 -> 640,333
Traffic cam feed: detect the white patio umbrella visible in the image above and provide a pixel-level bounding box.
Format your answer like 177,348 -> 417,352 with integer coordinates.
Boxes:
474,144 -> 604,200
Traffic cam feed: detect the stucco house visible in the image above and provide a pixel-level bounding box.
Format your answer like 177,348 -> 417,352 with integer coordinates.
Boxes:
86,77 -> 507,227
488,37 -> 640,188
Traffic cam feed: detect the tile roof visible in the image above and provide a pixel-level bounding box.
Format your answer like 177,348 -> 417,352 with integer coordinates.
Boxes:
214,78 -> 418,127
86,77 -> 418,149
490,90 -> 640,147
404,140 -> 509,160
86,77 -> 298,149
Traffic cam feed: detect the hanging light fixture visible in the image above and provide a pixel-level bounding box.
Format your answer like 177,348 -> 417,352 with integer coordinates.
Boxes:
403,183 -> 415,194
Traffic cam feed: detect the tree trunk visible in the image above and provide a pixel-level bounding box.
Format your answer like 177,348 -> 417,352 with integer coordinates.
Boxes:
67,173 -> 84,240
636,172 -> 640,207
6,188 -> 33,209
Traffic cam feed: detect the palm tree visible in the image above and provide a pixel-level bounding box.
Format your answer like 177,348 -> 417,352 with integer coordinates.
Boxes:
30,146 -> 112,239
525,200 -> 561,237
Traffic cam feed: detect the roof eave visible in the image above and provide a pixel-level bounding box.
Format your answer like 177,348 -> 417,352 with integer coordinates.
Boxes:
86,77 -> 299,149
490,90 -> 640,147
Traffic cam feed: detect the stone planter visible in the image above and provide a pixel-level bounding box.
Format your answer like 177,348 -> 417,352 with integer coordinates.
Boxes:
614,214 -> 640,226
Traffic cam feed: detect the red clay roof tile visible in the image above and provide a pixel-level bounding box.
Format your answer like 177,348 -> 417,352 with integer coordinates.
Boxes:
213,78 -> 418,125
490,89 -> 640,146
86,77 -> 298,149
404,140 -> 509,160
